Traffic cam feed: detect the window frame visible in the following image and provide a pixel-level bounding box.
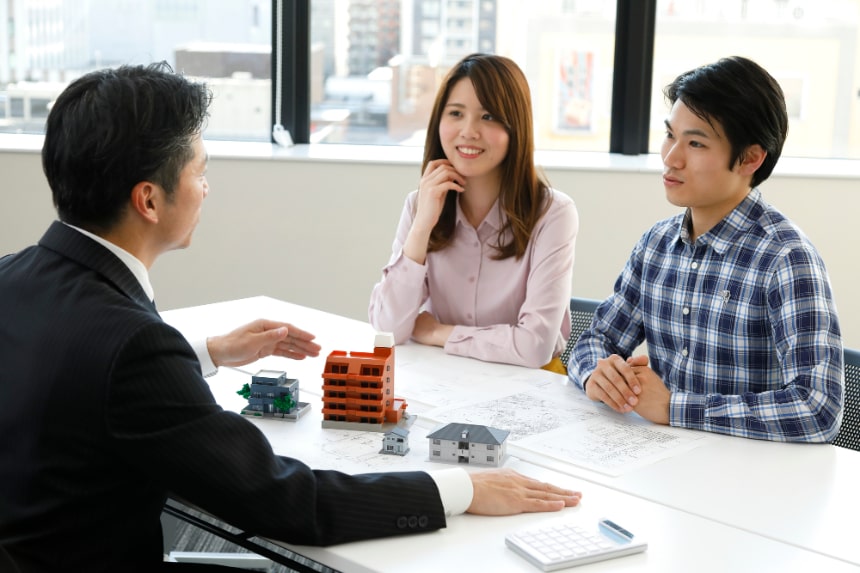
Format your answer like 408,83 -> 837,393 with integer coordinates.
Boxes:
275,0 -> 656,154
274,0 -> 311,144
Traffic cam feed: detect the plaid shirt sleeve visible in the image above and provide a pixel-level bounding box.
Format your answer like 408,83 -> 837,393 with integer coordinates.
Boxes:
670,245 -> 843,442
568,231 -> 651,389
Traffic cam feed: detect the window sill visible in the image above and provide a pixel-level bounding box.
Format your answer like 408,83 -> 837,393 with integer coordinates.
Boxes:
204,141 -> 860,180
3,134 -> 858,181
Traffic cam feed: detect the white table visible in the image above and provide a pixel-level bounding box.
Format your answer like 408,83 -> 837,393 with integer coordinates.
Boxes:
163,296 -> 860,572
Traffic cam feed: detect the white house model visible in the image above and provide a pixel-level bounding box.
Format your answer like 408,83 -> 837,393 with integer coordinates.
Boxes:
426,422 -> 510,467
380,426 -> 410,456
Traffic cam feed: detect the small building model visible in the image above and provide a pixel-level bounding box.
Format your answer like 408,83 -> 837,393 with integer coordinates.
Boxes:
320,332 -> 410,432
426,423 -> 510,467
238,369 -> 310,420
380,426 -> 410,456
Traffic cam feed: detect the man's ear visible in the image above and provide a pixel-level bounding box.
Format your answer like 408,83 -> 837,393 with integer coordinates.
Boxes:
129,181 -> 160,224
738,144 -> 767,177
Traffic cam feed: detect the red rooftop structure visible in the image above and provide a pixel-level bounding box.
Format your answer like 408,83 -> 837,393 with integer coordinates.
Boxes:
321,333 -> 407,430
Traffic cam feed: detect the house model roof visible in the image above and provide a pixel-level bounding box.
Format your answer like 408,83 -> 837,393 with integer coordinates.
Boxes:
384,426 -> 410,439
426,422 -> 510,445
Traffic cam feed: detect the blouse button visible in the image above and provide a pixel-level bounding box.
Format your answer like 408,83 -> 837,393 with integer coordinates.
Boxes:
682,307 -> 690,316
681,348 -> 689,357
691,261 -> 698,269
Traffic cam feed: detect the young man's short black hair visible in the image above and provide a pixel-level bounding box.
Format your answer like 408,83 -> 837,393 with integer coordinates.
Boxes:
42,62 -> 212,232
664,56 -> 788,189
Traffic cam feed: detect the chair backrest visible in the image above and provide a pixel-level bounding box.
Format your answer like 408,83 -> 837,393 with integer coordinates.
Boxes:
559,297 -> 602,372
832,347 -> 860,451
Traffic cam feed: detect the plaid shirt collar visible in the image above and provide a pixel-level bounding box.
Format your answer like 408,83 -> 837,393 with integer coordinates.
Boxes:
677,188 -> 763,256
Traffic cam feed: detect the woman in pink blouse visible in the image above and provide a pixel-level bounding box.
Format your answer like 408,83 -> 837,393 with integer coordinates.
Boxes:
368,53 -> 579,368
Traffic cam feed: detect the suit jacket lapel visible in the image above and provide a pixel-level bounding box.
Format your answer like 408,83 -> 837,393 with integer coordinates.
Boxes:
38,221 -> 158,314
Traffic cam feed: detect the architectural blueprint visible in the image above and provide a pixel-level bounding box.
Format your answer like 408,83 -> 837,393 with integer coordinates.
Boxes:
420,378 -> 712,477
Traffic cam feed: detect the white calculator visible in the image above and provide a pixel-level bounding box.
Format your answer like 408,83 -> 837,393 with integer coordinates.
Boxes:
505,518 -> 647,571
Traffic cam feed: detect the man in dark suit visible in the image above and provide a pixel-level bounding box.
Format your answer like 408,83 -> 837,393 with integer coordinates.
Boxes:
0,63 -> 581,572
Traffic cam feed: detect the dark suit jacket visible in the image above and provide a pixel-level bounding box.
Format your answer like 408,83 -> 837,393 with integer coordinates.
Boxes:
0,222 -> 446,572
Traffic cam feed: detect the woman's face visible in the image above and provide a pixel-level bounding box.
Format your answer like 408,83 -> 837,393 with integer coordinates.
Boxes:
438,78 -> 509,184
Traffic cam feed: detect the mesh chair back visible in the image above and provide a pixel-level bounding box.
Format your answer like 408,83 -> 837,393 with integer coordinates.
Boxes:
559,298 -> 602,372
832,348 -> 860,451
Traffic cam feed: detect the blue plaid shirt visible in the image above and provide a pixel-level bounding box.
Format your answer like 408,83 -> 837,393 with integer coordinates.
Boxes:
568,189 -> 843,442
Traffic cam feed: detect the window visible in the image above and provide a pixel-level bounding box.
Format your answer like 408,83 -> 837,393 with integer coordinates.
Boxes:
304,0 -> 860,159
5,1 -> 860,160
651,0 -> 860,159
0,0 -> 271,140
308,0 -> 617,149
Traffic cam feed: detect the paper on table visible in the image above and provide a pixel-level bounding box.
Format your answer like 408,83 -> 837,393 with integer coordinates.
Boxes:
513,413 -> 711,476
422,380 -> 712,477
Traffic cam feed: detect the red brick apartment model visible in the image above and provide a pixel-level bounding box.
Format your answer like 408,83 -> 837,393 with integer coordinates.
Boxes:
321,333 -> 408,428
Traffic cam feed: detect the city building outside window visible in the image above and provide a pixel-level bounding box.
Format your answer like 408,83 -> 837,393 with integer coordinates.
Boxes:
0,0 -> 271,141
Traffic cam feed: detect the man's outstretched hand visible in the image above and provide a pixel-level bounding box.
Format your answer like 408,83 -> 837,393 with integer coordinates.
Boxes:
207,319 -> 322,368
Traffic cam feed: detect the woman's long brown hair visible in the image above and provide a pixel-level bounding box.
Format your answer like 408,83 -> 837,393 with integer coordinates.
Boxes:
421,53 -> 551,260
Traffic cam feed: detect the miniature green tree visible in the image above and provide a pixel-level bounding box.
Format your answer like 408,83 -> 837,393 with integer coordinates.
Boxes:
237,383 -> 251,400
272,394 -> 295,416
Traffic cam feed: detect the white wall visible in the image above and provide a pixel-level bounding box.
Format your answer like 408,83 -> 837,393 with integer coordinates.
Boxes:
1,145 -> 858,350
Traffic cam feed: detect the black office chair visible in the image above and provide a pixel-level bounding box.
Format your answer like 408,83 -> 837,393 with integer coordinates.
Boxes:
558,297 -> 602,373
832,347 -> 860,451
